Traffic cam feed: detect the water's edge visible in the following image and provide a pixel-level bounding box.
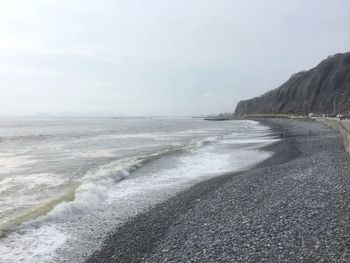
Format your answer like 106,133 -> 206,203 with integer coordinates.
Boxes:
85,119 -> 288,263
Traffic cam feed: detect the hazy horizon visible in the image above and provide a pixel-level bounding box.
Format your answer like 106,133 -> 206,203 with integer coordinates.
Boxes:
0,0 -> 349,116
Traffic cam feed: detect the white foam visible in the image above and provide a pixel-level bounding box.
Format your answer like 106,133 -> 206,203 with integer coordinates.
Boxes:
41,149 -> 177,222
219,137 -> 279,145
96,133 -> 166,140
191,136 -> 221,147
0,224 -> 67,263
42,158 -> 139,222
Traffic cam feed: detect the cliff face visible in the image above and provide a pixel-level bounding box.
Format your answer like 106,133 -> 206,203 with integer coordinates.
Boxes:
234,52 -> 350,117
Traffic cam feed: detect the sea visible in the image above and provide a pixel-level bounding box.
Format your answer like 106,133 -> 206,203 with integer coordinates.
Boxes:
0,117 -> 278,262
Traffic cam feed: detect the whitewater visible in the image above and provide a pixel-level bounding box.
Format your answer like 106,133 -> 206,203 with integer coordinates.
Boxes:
0,117 -> 278,262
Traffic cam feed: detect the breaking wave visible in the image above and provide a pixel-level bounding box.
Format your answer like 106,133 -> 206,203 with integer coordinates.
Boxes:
0,131 -> 252,232
36,135 -> 225,223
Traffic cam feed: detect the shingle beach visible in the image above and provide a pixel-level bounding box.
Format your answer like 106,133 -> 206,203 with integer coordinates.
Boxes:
87,119 -> 350,263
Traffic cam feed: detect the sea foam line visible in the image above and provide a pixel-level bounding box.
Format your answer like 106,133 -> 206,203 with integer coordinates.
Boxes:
1,134 -> 228,231
39,135 -> 225,222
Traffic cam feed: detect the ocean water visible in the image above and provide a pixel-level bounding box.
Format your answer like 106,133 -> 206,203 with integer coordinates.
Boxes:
0,117 -> 277,262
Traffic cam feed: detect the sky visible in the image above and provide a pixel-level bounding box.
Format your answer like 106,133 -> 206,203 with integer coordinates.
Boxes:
0,0 -> 349,116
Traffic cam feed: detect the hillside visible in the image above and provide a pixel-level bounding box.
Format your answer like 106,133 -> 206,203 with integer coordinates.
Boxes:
234,52 -> 350,117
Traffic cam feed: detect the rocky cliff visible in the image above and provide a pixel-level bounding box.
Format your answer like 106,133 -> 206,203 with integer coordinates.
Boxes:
234,52 -> 350,117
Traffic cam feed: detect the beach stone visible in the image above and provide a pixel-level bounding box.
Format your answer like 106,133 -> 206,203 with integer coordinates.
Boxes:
87,119 -> 350,263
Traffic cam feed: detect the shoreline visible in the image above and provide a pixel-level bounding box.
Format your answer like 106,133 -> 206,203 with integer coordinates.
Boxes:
85,119 -> 296,262
86,118 -> 350,262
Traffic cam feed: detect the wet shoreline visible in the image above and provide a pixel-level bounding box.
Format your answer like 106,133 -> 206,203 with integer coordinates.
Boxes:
86,119 -> 313,262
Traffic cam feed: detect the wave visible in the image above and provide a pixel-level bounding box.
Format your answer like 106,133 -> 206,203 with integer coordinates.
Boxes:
36,135 -> 227,222
0,133 -> 90,143
0,182 -> 78,237
0,132 -> 251,229
0,130 -> 211,144
189,136 -> 221,147
0,134 -> 225,232
39,146 -> 185,222
0,134 -> 53,143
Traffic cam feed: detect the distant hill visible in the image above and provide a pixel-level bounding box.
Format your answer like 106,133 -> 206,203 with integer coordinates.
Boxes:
234,52 -> 350,117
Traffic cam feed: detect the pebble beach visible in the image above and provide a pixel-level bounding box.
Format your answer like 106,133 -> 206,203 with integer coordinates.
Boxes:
87,119 -> 350,262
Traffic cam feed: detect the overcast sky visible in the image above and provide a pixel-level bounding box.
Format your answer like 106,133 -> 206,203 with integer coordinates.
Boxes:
0,0 -> 349,116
